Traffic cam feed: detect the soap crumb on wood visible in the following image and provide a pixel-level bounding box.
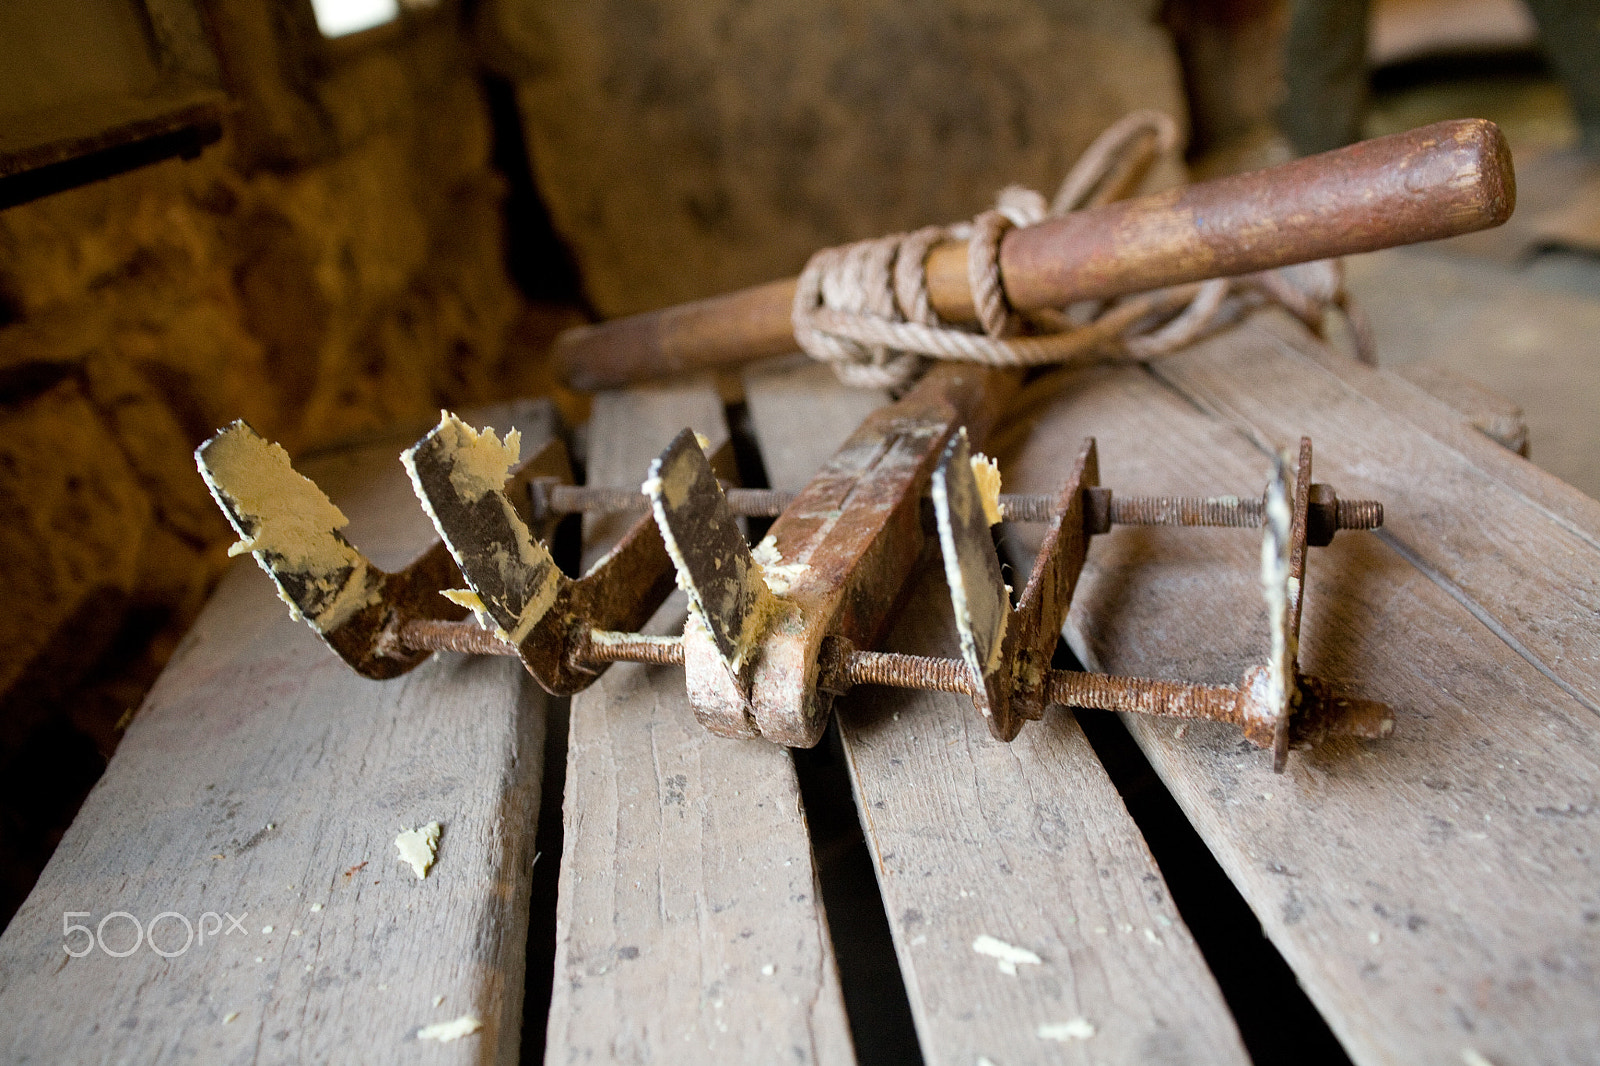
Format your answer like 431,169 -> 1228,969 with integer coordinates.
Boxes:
395,822 -> 442,879
972,934 -> 1042,976
1461,1050 -> 1497,1066
1038,1018 -> 1096,1042
433,995 -> 445,1007
222,1011 -> 239,1025
418,1015 -> 483,1042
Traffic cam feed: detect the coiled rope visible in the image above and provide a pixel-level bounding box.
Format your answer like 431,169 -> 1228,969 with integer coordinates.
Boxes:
792,111 -> 1372,390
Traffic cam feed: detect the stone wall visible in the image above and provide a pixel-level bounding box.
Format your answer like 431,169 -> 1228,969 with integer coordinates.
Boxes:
488,0 -> 1188,317
0,4 -> 532,921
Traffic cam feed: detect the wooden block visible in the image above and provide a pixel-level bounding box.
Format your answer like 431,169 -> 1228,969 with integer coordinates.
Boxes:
743,358 -> 1250,1065
544,379 -> 855,1064
0,402 -> 556,1064
1002,349 -> 1600,1064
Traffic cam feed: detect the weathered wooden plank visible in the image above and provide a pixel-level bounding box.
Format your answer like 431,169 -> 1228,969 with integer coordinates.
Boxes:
0,402 -> 555,1064
1146,310 -> 1600,718
1394,362 -> 1528,455
1003,356 -> 1600,1065
742,357 -> 1250,1066
544,379 -> 855,1065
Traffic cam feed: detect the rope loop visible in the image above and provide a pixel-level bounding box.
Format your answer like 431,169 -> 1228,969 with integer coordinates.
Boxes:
792,110 -> 1371,389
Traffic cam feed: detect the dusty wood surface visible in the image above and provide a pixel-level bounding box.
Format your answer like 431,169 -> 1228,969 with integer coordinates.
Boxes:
544,379 -> 855,1064
1001,324 -> 1600,1065
743,357 -> 1250,1066
1345,247 -> 1600,497
0,401 -> 554,1064
1395,361 -> 1528,455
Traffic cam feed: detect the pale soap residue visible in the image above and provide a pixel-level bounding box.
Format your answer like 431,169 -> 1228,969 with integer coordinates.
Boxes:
972,934 -> 1042,976
417,1015 -> 482,1042
1259,450 -> 1298,716
1037,1018 -> 1096,1042
969,452 -> 1004,526
426,410 -> 522,503
932,459 -> 1009,681
395,822 -> 442,879
752,535 -> 809,597
404,413 -> 561,646
199,424 -> 378,632
442,587 -> 488,617
1461,1049 -> 1497,1066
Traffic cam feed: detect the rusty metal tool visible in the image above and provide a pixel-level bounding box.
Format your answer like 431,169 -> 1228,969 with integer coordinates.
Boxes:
603,418 -> 1388,770
405,366 -> 1387,770
195,417 -> 682,692
924,431 -> 1388,769
554,119 -> 1514,390
199,393 -> 1390,771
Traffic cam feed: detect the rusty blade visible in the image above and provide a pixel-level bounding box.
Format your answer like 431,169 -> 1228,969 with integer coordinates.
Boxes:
645,427 -> 775,671
195,420 -> 465,679
403,412 -> 567,646
930,428 -> 1014,734
198,420 -> 384,634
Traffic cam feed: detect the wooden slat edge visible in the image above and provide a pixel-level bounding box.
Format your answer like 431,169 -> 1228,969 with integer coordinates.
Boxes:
543,379 -> 855,1065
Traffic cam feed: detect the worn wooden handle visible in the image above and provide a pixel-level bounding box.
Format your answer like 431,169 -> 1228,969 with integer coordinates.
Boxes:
556,118 -> 1514,391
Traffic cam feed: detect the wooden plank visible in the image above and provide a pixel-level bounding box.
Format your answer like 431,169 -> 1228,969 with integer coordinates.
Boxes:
1394,362 -> 1527,455
1146,310 -> 1600,717
544,378 -> 855,1065
742,357 -> 1250,1066
1002,356 -> 1600,1065
0,401 -> 555,1064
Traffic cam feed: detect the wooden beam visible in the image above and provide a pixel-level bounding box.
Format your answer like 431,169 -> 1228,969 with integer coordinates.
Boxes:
543,379 -> 855,1064
1002,338 -> 1600,1064
742,357 -> 1250,1065
0,401 -> 556,1063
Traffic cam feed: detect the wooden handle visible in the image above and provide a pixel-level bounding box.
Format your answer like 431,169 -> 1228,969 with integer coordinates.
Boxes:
556,119 -> 1514,391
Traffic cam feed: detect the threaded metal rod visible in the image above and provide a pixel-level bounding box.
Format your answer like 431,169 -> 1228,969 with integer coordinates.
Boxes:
394,622 -> 1245,724
1043,669 -> 1241,721
539,481 -> 1381,531
396,618 -> 519,656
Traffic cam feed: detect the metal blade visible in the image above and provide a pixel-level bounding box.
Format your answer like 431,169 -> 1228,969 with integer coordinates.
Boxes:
403,412 -> 565,646
930,427 -> 1012,726
644,427 -> 775,671
196,420 -> 381,634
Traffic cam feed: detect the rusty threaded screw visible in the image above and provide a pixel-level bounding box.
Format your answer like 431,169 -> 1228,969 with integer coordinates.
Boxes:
1042,670 -> 1242,721
396,618 -> 519,657
581,631 -> 686,667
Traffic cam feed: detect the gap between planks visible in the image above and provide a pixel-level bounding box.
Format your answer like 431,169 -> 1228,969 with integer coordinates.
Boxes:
1001,339 -> 1600,1065
742,356 -> 1250,1066
543,378 -> 855,1065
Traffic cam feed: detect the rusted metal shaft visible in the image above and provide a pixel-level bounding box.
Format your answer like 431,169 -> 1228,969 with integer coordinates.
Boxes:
395,618 -> 519,657
555,119 -> 1513,390
534,480 -> 1382,532
396,623 -> 1383,740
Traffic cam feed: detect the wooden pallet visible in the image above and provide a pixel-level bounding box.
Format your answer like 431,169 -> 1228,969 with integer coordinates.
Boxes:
1,312 -> 1596,1064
